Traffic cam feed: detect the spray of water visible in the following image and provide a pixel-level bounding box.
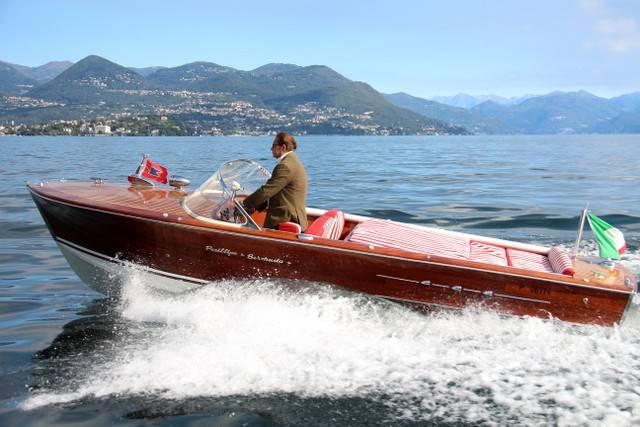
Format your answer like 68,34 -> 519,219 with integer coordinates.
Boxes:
22,248 -> 640,424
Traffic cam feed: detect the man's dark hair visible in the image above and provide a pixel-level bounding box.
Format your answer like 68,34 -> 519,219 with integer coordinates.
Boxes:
274,132 -> 297,151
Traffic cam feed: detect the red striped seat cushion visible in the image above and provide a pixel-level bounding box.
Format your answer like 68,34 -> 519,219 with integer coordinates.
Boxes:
346,220 -> 470,259
506,248 -> 554,274
305,209 -> 345,240
278,222 -> 302,233
469,241 -> 508,266
548,246 -> 575,275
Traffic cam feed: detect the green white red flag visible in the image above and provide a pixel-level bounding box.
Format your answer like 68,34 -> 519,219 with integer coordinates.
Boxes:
587,213 -> 626,260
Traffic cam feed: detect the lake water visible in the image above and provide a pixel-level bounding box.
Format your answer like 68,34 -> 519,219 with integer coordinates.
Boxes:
1,134 -> 640,426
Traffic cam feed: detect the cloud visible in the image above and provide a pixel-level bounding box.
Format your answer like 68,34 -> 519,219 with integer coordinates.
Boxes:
594,17 -> 638,34
601,37 -> 640,53
580,0 -> 640,53
579,0 -> 602,14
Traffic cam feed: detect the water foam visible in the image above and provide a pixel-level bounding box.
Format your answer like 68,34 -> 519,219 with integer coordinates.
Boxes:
23,256 -> 640,424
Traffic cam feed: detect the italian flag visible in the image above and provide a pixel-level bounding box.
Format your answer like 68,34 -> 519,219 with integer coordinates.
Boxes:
587,213 -> 627,260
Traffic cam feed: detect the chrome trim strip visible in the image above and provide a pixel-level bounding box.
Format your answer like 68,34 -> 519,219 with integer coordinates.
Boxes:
376,274 -> 420,284
377,274 -> 451,289
429,283 -> 449,288
29,189 -> 632,295
378,273 -> 550,304
493,292 -> 550,304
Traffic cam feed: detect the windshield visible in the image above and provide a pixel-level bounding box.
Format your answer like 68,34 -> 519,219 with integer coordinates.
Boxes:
182,159 -> 271,227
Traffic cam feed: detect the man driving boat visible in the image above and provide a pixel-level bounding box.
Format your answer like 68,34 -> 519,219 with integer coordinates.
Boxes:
242,132 -> 308,229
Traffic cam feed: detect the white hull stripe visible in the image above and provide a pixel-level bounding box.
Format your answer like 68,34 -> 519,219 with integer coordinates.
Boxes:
56,237 -> 209,285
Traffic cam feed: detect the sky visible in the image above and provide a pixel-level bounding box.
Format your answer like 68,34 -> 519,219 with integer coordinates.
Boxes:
1,0 -> 639,98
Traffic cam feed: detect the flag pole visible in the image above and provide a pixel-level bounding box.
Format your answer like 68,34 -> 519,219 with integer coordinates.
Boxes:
134,153 -> 148,176
572,207 -> 588,258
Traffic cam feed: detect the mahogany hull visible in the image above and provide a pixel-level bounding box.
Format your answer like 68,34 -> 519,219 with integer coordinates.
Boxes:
29,183 -> 636,326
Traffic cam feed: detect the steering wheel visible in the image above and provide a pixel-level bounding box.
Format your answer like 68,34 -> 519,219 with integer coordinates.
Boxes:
214,195 -> 248,225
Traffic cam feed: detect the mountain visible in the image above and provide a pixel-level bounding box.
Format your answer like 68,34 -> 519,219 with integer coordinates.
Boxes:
469,100 -> 512,118
24,61 -> 73,82
433,93 -> 533,109
389,90 -> 640,134
431,93 -> 480,109
145,62 -> 348,101
590,111 -> 640,133
129,66 -> 166,77
611,92 -> 640,112
250,63 -> 301,76
0,61 -> 37,95
250,65 -> 349,99
146,61 -> 242,91
471,91 -> 621,134
145,61 -> 463,133
252,66 -> 464,133
28,55 -> 146,103
2,60 -> 73,83
384,92 -> 515,134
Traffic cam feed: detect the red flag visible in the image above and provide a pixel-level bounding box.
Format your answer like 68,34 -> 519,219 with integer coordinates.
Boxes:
139,158 -> 168,184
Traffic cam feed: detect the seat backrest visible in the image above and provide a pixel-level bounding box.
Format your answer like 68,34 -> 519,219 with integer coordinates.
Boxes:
305,209 -> 345,239
278,222 -> 302,233
506,248 -> 554,274
548,246 -> 575,275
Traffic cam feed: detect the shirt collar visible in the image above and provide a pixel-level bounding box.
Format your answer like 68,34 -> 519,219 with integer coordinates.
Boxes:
276,150 -> 292,164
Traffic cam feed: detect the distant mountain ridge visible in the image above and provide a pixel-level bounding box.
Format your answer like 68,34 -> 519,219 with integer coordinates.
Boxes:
2,55 -> 640,135
0,61 -> 37,95
1,60 -> 73,87
611,92 -> 640,112
470,90 -> 628,134
386,90 -> 640,134
384,92 -> 516,134
432,93 -> 534,109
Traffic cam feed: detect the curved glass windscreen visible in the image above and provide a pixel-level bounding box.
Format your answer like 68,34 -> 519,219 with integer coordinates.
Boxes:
182,159 -> 271,226
216,160 -> 272,197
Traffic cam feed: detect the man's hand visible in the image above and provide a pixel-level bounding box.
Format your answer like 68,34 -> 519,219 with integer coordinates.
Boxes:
242,200 -> 255,214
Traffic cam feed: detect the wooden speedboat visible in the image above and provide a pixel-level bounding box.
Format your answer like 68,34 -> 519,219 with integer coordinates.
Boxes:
28,160 -> 639,326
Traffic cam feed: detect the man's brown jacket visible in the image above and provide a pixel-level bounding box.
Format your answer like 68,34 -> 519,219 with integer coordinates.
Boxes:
243,151 -> 308,229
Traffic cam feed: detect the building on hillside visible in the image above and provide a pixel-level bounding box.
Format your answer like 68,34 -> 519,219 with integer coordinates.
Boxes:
95,125 -> 111,135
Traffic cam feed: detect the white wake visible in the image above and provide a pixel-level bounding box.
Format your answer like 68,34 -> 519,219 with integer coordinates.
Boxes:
22,248 -> 640,424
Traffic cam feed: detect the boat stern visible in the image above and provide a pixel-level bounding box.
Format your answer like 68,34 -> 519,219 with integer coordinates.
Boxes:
620,269 -> 640,327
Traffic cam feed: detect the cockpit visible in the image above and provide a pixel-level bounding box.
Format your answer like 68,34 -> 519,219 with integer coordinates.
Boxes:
182,158 -> 353,241
182,159 -> 271,229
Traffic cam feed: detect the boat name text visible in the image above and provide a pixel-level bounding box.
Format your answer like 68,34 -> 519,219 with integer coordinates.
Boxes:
205,245 -> 288,265
205,245 -> 238,256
